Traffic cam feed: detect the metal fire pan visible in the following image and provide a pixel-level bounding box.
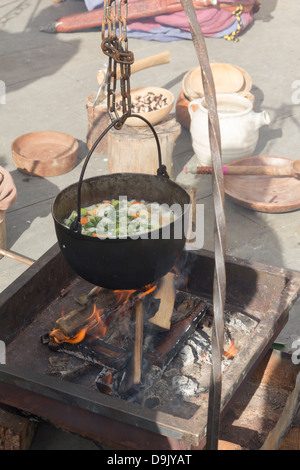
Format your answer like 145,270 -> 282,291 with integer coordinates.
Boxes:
0,244 -> 300,449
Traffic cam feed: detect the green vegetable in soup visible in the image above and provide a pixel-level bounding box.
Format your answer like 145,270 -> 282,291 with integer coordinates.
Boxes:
63,198 -> 176,239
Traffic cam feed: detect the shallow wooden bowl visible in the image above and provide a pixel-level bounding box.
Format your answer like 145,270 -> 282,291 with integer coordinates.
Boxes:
224,155 -> 300,213
12,131 -> 78,177
117,87 -> 174,127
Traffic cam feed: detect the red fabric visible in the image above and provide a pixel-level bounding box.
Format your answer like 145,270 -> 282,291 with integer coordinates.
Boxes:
127,1 -> 256,37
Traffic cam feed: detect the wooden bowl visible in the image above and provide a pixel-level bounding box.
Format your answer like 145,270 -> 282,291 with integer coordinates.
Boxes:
183,63 -> 252,101
224,155 -> 300,213
12,131 -> 78,177
117,87 -> 174,127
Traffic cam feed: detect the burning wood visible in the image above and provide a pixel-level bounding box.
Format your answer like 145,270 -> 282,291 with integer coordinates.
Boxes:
95,366 -> 115,395
43,334 -> 129,370
148,300 -> 207,370
41,268 -> 258,407
224,340 -> 238,359
52,288 -> 116,340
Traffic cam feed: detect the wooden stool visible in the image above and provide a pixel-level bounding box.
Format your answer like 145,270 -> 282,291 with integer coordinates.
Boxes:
86,94 -> 111,155
108,116 -> 181,179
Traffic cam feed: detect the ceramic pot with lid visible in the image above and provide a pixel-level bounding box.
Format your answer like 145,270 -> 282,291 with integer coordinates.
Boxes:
188,94 -> 270,166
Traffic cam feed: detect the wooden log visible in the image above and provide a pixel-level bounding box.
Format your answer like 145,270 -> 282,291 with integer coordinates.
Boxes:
0,407 -> 37,450
261,373 -> 300,450
148,300 -> 207,370
47,335 -> 129,370
54,288 -> 117,338
133,301 -> 144,385
148,272 -> 176,331
108,117 -> 181,179
278,425 -> 300,450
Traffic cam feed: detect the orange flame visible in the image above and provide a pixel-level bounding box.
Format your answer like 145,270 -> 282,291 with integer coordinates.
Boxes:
51,283 -> 157,346
50,304 -> 107,345
224,340 -> 238,359
114,289 -> 136,307
138,284 -> 157,300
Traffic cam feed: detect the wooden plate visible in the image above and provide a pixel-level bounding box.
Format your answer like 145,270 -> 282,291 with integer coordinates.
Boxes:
183,63 -> 252,101
12,131 -> 78,177
224,156 -> 300,213
183,63 -> 245,101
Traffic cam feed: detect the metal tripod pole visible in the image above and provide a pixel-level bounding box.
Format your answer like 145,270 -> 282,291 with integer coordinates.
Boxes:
180,0 -> 227,450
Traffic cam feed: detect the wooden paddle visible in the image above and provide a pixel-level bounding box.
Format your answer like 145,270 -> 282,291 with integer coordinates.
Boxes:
185,159 -> 300,178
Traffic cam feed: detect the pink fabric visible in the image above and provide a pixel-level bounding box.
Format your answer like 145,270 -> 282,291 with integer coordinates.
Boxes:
0,167 -> 17,223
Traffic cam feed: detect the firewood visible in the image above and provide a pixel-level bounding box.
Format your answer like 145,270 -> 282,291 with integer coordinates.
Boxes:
149,301 -> 207,370
47,335 -> 129,370
133,301 -> 144,385
55,288 -> 117,338
261,373 -> 300,450
148,273 -> 176,331
0,408 -> 37,450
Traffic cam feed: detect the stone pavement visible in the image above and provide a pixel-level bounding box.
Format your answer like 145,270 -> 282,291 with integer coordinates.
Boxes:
0,0 -> 300,449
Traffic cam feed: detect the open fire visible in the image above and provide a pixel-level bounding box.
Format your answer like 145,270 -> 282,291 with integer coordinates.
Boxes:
2,246 -> 299,449
41,269 -> 258,414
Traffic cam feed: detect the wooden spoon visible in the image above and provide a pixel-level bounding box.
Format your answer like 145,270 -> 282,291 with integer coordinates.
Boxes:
185,159 -> 300,178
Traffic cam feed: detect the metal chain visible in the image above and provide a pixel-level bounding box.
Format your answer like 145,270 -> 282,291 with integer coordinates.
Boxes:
101,0 -> 134,128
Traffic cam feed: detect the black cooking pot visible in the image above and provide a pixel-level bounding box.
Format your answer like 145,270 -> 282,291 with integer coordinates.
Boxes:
52,116 -> 190,290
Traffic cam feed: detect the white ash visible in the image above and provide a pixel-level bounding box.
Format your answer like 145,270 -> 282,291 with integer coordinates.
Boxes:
171,375 -> 198,398
224,310 -> 257,334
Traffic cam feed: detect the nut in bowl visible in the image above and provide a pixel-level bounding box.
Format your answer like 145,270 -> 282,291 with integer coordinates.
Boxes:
116,87 -> 174,127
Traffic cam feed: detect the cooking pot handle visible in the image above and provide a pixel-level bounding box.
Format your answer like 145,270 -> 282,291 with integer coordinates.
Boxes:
72,114 -> 169,233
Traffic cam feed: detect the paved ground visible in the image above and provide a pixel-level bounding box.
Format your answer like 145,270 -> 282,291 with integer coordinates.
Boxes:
0,0 -> 300,449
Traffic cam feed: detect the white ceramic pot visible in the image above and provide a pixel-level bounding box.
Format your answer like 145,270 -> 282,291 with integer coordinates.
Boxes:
188,94 -> 270,165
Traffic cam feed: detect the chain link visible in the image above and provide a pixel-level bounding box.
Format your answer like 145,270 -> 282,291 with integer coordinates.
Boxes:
101,0 -> 134,128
